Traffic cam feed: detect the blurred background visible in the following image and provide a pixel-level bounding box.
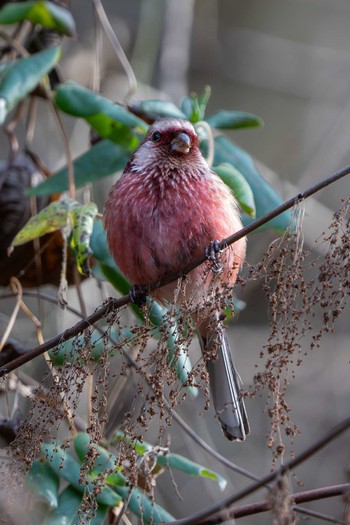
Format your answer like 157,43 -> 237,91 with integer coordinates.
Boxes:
1,0 -> 350,523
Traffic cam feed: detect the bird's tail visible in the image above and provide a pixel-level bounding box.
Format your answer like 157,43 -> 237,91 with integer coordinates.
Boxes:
200,328 -> 249,441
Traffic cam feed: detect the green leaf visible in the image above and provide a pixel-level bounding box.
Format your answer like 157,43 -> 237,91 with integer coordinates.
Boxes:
180,96 -> 194,120
70,202 -> 98,275
42,486 -> 109,525
197,85 -> 211,120
180,87 -> 211,123
42,486 -> 81,525
48,325 -> 135,366
10,198 -> 72,247
74,433 -> 175,524
0,1 -> 76,36
206,110 -> 263,130
26,140 -> 129,197
212,135 -> 291,232
156,453 -> 227,491
26,459 -> 59,509
124,485 -> 175,523
74,433 -> 126,488
147,300 -> 198,397
41,443 -> 122,507
213,163 -> 256,217
90,221 -> 130,294
113,432 -> 226,490
55,82 -> 147,148
0,46 -> 61,124
136,99 -> 186,119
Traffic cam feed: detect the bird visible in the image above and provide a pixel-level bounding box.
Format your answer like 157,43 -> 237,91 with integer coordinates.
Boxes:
104,118 -> 249,441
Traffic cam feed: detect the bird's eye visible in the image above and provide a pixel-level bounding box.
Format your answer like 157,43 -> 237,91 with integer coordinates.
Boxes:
151,131 -> 161,142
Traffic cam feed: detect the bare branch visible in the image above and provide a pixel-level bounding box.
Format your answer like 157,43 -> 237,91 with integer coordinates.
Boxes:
200,483 -> 350,523
169,417 -> 350,524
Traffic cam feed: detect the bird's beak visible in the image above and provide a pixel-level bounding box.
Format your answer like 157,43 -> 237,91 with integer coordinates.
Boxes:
171,132 -> 191,154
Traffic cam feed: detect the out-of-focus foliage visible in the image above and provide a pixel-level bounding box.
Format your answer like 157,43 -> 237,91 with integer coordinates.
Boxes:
0,47 -> 61,124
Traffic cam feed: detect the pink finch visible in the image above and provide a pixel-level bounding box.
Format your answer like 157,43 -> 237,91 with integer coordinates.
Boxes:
104,118 -> 249,441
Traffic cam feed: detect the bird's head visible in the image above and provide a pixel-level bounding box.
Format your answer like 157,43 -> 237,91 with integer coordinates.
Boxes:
141,118 -> 199,158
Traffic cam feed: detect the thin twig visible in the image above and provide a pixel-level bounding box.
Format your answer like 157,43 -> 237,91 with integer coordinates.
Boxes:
293,506 -> 344,525
4,100 -> 25,163
73,268 -> 93,427
170,406 -> 260,482
203,483 -> 350,522
1,163 -> 350,376
50,103 -> 76,199
0,281 -> 22,352
4,279 -> 78,436
168,418 -> 350,524
92,0 -> 137,104
92,1 -> 102,93
0,28 -> 29,57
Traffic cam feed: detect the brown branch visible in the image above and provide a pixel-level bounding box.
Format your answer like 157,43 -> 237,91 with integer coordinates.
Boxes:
206,483 -> 350,522
169,416 -> 350,524
1,162 -> 350,377
0,296 -> 124,376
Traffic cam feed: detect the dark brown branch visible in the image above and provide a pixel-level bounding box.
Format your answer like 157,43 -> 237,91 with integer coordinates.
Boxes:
293,506 -> 345,525
1,163 -> 350,377
206,483 -> 350,522
0,296 -> 125,376
169,416 -> 350,524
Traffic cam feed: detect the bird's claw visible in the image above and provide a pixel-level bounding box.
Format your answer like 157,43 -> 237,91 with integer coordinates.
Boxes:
129,284 -> 148,306
205,240 -> 223,274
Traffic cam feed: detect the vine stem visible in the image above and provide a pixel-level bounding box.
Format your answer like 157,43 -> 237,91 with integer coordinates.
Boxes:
1,163 -> 350,377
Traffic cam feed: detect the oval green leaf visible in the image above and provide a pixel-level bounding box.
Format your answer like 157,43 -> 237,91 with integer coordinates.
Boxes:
212,135 -> 291,232
26,140 -> 129,197
10,198 -> 73,247
156,453 -> 227,491
70,202 -> 98,276
41,443 -> 122,507
55,83 -> 147,148
206,110 -> 263,130
213,163 -> 256,217
147,300 -> 197,397
114,432 -> 226,490
0,1 -> 76,36
48,326 -> 135,366
135,99 -> 186,119
74,433 -> 126,487
26,459 -> 59,509
42,486 -> 109,525
0,46 -> 61,125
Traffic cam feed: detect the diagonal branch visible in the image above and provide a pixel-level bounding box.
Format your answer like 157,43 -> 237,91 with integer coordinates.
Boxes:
1,163 -> 350,377
200,483 -> 350,523
168,416 -> 350,524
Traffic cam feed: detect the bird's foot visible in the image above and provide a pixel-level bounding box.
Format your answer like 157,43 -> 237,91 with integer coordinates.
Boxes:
205,240 -> 223,274
129,284 -> 148,306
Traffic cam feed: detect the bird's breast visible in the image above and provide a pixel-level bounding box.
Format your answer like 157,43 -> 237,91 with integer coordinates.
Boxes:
105,170 -> 244,288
